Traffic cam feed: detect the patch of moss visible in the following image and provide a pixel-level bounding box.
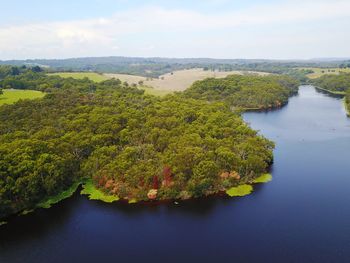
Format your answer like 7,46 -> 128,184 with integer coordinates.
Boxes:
128,198 -> 138,204
226,184 -> 253,197
21,209 -> 34,215
37,181 -> 82,209
253,173 -> 273,184
81,180 -> 119,203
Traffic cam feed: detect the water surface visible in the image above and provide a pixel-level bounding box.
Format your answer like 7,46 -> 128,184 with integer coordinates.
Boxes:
1,86 -> 350,263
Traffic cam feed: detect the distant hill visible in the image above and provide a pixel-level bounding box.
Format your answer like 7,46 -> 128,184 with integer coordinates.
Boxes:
0,56 -> 347,78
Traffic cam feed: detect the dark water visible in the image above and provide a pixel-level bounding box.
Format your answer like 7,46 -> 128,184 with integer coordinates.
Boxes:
1,86 -> 350,263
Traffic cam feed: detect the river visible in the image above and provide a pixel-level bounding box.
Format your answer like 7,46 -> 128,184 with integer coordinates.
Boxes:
1,86 -> 350,263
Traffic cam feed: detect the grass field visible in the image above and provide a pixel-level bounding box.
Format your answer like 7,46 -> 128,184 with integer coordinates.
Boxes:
49,72 -> 109,82
0,89 -> 45,105
50,69 -> 269,96
106,68 -> 269,95
302,68 -> 350,79
139,86 -> 173,97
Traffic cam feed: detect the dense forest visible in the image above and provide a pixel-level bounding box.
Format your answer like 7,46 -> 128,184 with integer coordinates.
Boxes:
183,75 -> 299,110
312,73 -> 350,94
0,66 -> 280,219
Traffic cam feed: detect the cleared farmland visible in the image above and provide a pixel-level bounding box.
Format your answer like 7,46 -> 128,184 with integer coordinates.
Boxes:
302,68 -> 350,79
0,89 -> 45,106
105,68 -> 269,93
49,69 -> 270,96
49,72 -> 108,82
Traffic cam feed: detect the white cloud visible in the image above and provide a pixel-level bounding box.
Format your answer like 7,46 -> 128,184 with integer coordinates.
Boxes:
0,0 -> 349,59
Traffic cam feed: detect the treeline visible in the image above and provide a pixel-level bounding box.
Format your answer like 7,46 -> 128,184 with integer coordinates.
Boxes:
0,56 -> 347,79
0,65 -> 102,93
0,67 -> 276,219
312,73 -> 350,93
183,75 -> 299,110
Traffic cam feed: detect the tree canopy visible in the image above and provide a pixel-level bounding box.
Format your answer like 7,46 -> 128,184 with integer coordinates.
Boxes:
183,74 -> 299,109
312,73 -> 350,93
0,67 -> 289,219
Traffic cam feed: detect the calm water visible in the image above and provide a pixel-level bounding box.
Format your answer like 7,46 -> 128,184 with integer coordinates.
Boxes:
1,86 -> 350,263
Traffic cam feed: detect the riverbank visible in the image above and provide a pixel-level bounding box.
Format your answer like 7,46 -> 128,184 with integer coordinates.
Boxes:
0,172 -> 274,223
0,181 -> 83,223
81,179 -> 119,203
313,86 -> 349,116
36,181 -> 83,209
344,98 -> 350,116
314,86 -> 346,96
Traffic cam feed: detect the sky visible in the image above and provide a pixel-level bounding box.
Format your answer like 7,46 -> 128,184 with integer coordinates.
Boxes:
0,0 -> 349,60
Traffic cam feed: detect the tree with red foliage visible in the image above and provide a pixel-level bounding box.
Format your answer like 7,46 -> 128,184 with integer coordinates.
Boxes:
152,175 -> 159,189
163,166 -> 172,187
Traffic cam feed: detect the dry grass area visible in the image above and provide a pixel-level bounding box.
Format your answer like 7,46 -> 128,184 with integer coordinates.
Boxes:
104,73 -> 146,84
105,68 -> 269,94
302,68 -> 350,79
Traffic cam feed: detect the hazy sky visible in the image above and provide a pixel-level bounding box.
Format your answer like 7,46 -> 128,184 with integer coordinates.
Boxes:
0,0 -> 349,60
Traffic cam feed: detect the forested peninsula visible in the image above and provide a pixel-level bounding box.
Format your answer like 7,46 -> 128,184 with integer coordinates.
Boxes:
183,75 -> 299,110
312,73 -> 350,95
0,66 -> 298,219
311,73 -> 350,115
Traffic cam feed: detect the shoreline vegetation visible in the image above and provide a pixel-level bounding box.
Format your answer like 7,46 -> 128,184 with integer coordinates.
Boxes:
252,173 -> 273,183
314,86 -> 346,96
19,181 -> 82,216
345,97 -> 350,117
81,180 -> 120,203
226,185 -> 253,197
312,73 -> 350,96
36,181 -> 82,209
0,172 -> 274,224
183,74 -> 300,110
311,73 -> 350,116
0,66 -> 293,221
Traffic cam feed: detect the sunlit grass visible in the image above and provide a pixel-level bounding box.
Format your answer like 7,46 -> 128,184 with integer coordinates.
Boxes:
128,198 -> 138,204
0,89 -> 45,105
140,86 -> 173,97
81,179 -> 119,203
253,173 -> 273,183
226,184 -> 253,197
49,72 -> 108,82
301,67 -> 350,79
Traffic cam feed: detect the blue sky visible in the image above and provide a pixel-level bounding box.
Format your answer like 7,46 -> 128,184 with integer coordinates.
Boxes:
0,0 -> 349,60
